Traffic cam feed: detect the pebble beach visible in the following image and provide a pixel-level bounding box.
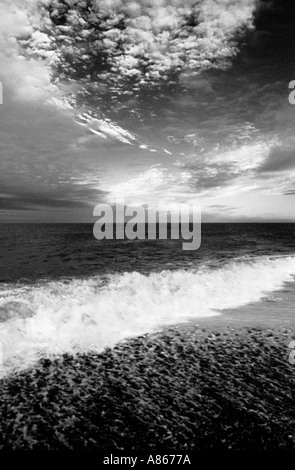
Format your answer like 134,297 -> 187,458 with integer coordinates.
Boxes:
0,323 -> 294,451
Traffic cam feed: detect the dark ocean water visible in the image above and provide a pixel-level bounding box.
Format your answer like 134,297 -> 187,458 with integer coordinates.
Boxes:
0,223 -> 295,376
1,223 -> 295,282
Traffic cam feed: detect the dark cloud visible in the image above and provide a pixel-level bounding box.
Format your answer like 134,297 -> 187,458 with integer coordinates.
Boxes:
208,204 -> 237,212
257,146 -> 295,173
0,195 -> 86,211
0,186 -> 108,212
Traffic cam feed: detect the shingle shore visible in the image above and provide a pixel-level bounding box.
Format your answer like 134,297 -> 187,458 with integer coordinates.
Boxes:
0,326 -> 294,450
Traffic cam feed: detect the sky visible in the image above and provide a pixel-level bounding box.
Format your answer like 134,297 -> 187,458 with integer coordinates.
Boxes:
1,0 -> 295,222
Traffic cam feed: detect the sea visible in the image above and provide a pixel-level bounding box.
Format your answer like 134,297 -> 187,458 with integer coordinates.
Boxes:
0,223 -> 295,377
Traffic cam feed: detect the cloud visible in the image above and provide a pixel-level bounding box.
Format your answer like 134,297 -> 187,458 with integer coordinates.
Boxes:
110,137 -> 295,210
257,146 -> 295,173
0,168 -> 108,212
3,0 -> 295,222
0,92 -> 110,219
0,0 -> 258,153
0,0 -> 57,101
0,193 -> 89,211
0,1 -> 140,148
17,0 -> 256,95
76,113 -> 137,145
107,166 -> 194,206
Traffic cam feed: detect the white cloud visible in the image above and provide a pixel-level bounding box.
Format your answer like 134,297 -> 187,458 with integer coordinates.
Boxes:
76,113 -> 137,145
107,166 -> 194,206
0,0 -> 56,101
107,134 -> 295,210
17,0 -> 256,93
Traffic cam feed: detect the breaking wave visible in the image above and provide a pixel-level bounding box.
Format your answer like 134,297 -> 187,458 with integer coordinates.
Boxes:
1,254 -> 295,377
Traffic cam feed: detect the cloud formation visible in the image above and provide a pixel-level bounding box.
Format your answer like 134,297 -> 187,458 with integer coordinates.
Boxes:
2,0 -> 295,221
16,0 -> 256,101
0,0 -> 257,149
257,146 -> 295,173
76,112 -> 137,145
0,0 -> 57,101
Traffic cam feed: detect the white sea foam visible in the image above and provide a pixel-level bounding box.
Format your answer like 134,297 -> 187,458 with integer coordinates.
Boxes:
0,255 -> 295,377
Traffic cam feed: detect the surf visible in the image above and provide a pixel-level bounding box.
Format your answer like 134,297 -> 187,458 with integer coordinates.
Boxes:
0,254 -> 295,377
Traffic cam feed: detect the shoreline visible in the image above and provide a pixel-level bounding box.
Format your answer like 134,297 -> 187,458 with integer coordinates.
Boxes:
0,322 -> 294,450
173,281 -> 295,331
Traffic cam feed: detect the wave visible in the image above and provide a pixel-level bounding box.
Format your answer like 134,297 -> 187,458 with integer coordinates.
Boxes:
0,255 -> 295,377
